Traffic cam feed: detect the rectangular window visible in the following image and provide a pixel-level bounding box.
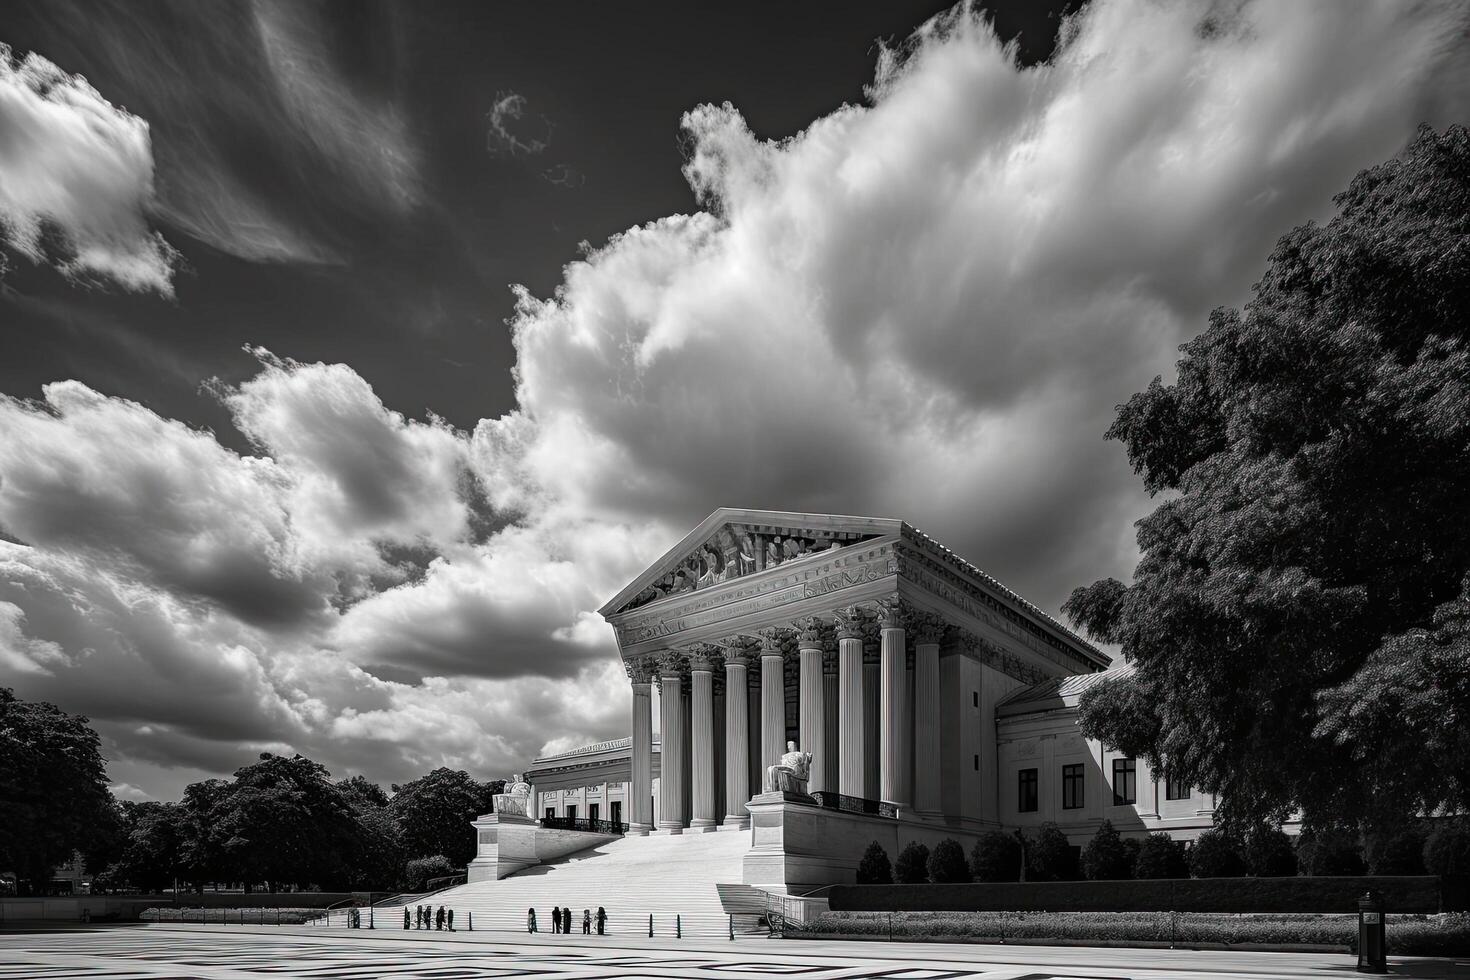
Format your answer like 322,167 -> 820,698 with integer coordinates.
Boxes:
544,807 -> 555,821
1062,763 -> 1084,809
972,691 -> 979,707
610,801 -> 622,825
973,754 -> 980,771
1112,758 -> 1137,806
588,803 -> 600,822
565,804 -> 577,821
1017,768 -> 1038,812
1166,776 -> 1190,801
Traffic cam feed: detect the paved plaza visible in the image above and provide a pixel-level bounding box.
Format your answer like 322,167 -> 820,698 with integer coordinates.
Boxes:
0,926 -> 1464,980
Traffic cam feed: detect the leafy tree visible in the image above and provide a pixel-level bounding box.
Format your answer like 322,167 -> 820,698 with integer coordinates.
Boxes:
1244,827 -> 1298,877
1296,826 -> 1365,876
0,689 -> 113,894
390,768 -> 499,867
927,838 -> 970,883
856,840 -> 892,884
1423,819 -> 1470,875
1025,823 -> 1074,882
109,801 -> 187,892
1134,832 -> 1188,879
1063,126 -> 1470,830
1364,825 -> 1426,875
968,831 -> 1022,882
1188,829 -> 1246,878
1081,820 -> 1133,881
403,854 -> 455,892
339,778 -> 403,890
894,842 -> 930,884
338,775 -> 390,810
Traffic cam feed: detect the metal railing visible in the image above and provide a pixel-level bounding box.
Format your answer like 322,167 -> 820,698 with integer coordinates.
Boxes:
540,816 -> 628,835
808,792 -> 898,819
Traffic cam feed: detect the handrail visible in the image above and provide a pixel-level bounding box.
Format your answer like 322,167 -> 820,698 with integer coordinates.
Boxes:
540,816 -> 629,835
807,792 -> 898,819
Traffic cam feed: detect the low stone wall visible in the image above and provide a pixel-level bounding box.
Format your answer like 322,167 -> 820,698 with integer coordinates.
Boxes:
829,876 -> 1468,915
467,813 -> 616,881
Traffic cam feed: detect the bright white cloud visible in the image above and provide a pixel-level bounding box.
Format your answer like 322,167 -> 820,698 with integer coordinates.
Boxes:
0,43 -> 178,295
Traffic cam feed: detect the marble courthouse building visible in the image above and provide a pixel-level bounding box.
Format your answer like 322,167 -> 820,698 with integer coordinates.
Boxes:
503,508 -> 1223,890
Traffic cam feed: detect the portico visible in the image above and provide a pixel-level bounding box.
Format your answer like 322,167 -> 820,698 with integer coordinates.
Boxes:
598,509 -> 1109,866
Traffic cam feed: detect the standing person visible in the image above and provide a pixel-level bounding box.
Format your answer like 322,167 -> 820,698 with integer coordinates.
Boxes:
527,907 -> 537,933
447,908 -> 455,931
563,907 -> 572,935
437,905 -> 446,931
554,905 -> 564,934
596,906 -> 606,936
582,908 -> 590,935
415,905 -> 422,929
403,907 -> 410,930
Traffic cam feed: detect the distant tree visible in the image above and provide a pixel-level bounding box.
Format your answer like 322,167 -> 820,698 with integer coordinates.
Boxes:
894,842 -> 930,884
177,778 -> 230,890
1133,833 -> 1188,879
1364,825 -> 1427,876
927,838 -> 970,883
1296,826 -> 1365,877
968,831 -> 1022,882
1064,126 -> 1470,830
1080,820 -> 1133,881
402,854 -> 455,892
1188,829 -> 1246,878
109,801 -> 187,892
337,775 -> 390,810
390,768 -> 498,867
1025,823 -> 1074,882
0,689 -> 113,894
1423,819 -> 1470,876
339,777 -> 403,890
1243,827 -> 1298,877
856,841 -> 892,884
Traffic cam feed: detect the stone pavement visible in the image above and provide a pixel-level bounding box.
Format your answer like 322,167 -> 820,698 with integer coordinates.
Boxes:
0,924 -> 1464,980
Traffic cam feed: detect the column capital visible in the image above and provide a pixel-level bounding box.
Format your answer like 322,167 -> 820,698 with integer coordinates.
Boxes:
793,615 -> 827,649
756,625 -> 793,656
656,650 -> 688,678
876,595 -> 906,630
718,640 -> 755,669
910,609 -> 948,645
625,655 -> 657,685
684,642 -> 721,672
834,605 -> 867,640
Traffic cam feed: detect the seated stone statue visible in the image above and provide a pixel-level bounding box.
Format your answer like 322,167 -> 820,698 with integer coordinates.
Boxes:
764,740 -> 813,797
494,772 -> 532,817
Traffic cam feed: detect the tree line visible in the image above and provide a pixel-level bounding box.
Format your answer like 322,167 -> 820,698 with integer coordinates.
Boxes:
1,687 -> 503,895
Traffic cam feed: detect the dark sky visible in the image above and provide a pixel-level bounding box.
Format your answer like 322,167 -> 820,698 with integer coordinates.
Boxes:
1,0 -> 1076,445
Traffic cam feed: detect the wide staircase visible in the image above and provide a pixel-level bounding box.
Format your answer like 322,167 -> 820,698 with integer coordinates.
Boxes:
365,832 -> 758,940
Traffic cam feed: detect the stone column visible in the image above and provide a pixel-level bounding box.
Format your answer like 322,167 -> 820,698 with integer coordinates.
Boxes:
836,606 -> 866,798
687,644 -> 718,832
720,643 -> 752,829
656,653 -> 686,833
627,657 -> 655,834
823,649 -> 839,795
878,597 -> 909,806
911,612 -> 944,814
796,617 -> 827,795
758,627 -> 789,788
863,639 -> 881,800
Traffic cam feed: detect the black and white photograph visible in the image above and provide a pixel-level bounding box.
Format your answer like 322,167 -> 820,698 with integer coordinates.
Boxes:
1,1 -> 1469,977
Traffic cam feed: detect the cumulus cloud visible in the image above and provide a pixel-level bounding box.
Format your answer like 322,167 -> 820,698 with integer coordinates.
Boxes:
4,0 -> 1469,799
0,43 -> 178,295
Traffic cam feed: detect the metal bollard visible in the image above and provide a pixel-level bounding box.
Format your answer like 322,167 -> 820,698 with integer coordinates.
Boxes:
729,913 -> 734,941
1357,890 -> 1387,973
676,914 -> 681,939
468,911 -> 473,931
648,913 -> 653,938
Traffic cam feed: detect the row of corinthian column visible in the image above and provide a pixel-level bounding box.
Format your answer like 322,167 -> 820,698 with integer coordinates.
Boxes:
623,597 -> 949,834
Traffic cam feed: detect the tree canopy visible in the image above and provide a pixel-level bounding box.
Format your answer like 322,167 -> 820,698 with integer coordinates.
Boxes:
1065,125 -> 1470,831
389,768 -> 502,868
0,688 -> 113,893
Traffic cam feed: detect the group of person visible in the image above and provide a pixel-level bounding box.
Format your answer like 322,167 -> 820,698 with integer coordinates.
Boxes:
406,904 -> 453,930
526,905 -> 605,935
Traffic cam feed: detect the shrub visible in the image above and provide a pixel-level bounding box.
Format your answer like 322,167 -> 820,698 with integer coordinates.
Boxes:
1026,823 -> 1074,882
1134,833 -> 1188,879
969,831 -> 1022,882
1081,820 -> 1133,881
401,854 -> 455,892
1297,826 -> 1365,877
1244,827 -> 1298,877
856,840 -> 892,884
1365,826 -> 1426,875
928,838 -> 970,883
895,842 -> 930,884
1189,829 -> 1246,878
1424,820 -> 1470,876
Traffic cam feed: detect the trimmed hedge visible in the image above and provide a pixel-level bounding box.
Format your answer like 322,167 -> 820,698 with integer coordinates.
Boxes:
829,875 -> 1468,914
806,910 -> 1470,955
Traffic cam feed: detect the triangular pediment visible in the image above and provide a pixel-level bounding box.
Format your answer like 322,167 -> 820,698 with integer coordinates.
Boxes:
598,508 -> 901,618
